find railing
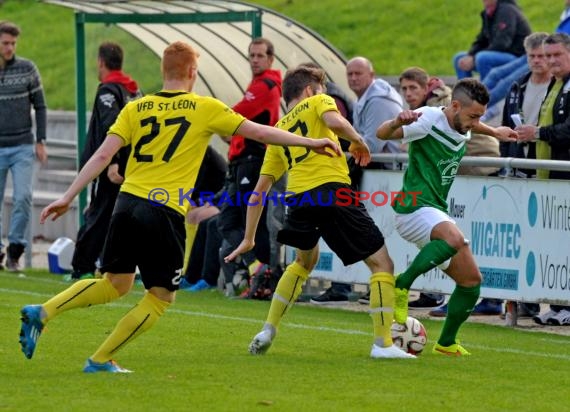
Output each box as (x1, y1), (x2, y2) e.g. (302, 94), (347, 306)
(369, 153), (570, 174)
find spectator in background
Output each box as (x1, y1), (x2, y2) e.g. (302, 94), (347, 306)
(346, 56), (403, 160)
(453, 0), (531, 82)
(311, 56), (404, 305)
(500, 32), (551, 178)
(0, 21), (48, 272)
(218, 37), (282, 297)
(482, 1), (570, 123)
(515, 32), (570, 326)
(68, 41), (142, 281)
(494, 31), (551, 319)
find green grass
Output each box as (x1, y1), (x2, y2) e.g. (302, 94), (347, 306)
(0, 0), (562, 110)
(1, 270), (569, 411)
(256, 0), (559, 75)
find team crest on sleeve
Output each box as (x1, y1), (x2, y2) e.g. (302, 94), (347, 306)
(99, 93), (116, 108)
(321, 96), (335, 107)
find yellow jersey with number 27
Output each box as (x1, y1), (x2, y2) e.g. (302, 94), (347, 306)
(109, 90), (245, 215)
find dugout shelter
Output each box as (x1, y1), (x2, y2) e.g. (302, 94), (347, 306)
(44, 0), (353, 212)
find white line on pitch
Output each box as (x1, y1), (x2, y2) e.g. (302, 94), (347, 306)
(3, 287), (570, 361)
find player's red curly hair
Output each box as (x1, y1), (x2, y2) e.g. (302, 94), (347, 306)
(162, 41), (200, 81)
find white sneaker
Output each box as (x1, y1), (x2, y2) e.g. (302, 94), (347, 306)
(248, 329), (273, 355)
(370, 344), (416, 359)
(547, 309), (570, 326)
(533, 309), (559, 325)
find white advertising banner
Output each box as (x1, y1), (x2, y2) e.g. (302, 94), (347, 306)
(285, 170), (570, 305)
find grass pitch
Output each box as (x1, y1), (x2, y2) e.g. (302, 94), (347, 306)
(1, 270), (568, 412)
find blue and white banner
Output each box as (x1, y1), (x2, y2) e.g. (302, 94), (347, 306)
(286, 170), (570, 305)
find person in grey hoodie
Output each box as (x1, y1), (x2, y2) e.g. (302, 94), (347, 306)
(347, 56), (403, 156)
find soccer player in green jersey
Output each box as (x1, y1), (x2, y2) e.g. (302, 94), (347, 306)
(18, 42), (341, 373)
(225, 65), (415, 359)
(376, 78), (517, 356)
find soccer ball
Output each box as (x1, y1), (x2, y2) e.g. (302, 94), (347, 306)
(391, 316), (428, 355)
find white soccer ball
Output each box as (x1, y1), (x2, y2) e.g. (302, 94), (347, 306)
(391, 316), (428, 355)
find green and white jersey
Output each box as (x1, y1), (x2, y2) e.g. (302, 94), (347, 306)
(394, 106), (470, 214)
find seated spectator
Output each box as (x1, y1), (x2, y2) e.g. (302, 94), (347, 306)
(482, 3), (570, 122)
(480, 55), (529, 121)
(453, 0), (531, 82)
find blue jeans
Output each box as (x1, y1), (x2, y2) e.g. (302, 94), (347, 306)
(0, 144), (35, 249)
(483, 56), (528, 107)
(453, 51), (519, 81)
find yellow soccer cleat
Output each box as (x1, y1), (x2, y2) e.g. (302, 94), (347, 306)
(393, 287), (409, 324)
(432, 342), (471, 356)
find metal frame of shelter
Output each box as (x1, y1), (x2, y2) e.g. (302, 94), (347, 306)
(72, 11), (261, 213)
(44, 0), (353, 218)
(74, 10), (261, 162)
(72, 11), (260, 214)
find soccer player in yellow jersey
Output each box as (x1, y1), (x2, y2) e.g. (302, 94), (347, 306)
(18, 42), (341, 373)
(225, 65), (416, 359)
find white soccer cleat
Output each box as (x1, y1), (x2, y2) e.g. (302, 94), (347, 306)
(248, 329), (273, 355)
(370, 344), (417, 359)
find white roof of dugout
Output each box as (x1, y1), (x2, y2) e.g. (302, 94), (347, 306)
(44, 0), (354, 109)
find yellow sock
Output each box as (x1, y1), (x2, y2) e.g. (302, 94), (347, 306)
(266, 262), (309, 329)
(248, 259), (263, 276)
(42, 277), (120, 323)
(91, 292), (170, 363)
(369, 272), (395, 347)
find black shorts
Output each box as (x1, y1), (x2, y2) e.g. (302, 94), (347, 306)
(100, 192), (185, 291)
(277, 182), (385, 266)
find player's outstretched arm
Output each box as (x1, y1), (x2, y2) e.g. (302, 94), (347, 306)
(322, 111), (371, 166)
(40, 135), (123, 223)
(224, 175), (274, 263)
(376, 110), (422, 140)
(237, 120), (341, 157)
(474, 123), (518, 142)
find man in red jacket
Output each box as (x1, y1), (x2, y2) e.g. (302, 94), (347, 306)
(217, 38), (282, 296)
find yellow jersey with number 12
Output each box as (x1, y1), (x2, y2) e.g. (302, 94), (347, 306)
(261, 93), (350, 195)
(108, 90), (245, 215)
